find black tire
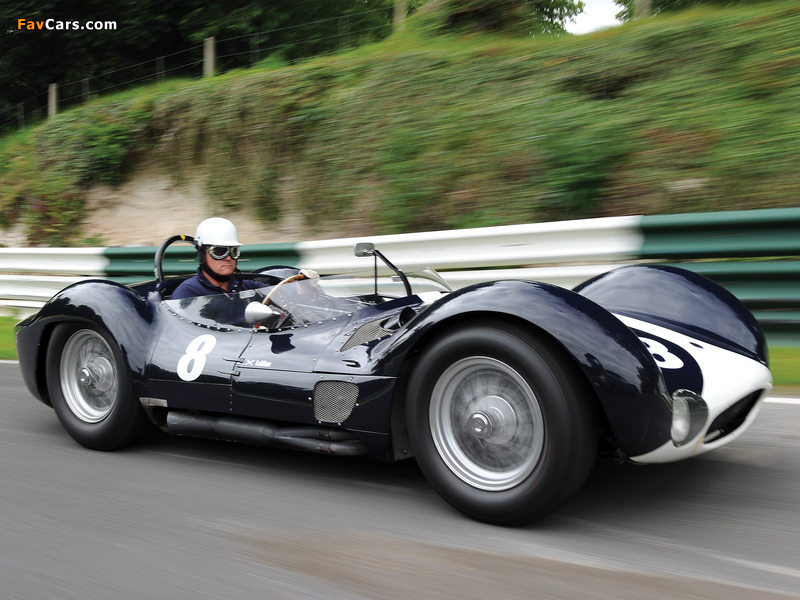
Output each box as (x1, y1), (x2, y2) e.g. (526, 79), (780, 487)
(406, 322), (598, 525)
(45, 323), (150, 451)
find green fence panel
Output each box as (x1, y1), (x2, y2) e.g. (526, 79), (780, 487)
(641, 208), (800, 259)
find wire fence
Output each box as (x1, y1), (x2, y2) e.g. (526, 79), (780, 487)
(0, 9), (393, 133)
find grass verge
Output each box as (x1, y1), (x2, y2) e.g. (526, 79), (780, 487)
(767, 347), (800, 389)
(0, 317), (19, 360)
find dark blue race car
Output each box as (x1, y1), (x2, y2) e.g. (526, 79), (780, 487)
(15, 238), (772, 524)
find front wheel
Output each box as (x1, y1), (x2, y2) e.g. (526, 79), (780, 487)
(46, 323), (150, 450)
(407, 323), (597, 524)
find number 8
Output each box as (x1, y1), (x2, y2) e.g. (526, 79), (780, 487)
(177, 335), (217, 381)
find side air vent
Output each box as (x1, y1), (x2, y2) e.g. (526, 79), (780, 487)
(341, 320), (392, 352)
(704, 390), (762, 443)
(314, 381), (359, 423)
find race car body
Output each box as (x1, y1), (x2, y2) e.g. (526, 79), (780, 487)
(15, 238), (772, 524)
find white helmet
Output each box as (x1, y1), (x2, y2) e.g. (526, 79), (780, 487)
(194, 217), (241, 247)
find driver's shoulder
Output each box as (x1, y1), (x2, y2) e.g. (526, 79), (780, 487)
(171, 276), (205, 300)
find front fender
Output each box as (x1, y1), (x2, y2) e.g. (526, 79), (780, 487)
(382, 280), (673, 458)
(16, 280), (159, 406)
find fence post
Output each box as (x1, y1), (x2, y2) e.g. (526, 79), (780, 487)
(156, 57), (165, 83)
(203, 37), (215, 77)
(82, 79), (89, 103)
(17, 103), (24, 129)
(394, 0), (406, 33)
(48, 83), (58, 117)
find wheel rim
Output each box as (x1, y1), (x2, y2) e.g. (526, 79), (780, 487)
(59, 330), (118, 423)
(429, 356), (545, 491)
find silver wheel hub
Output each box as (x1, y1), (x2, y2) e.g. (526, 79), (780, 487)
(430, 356), (545, 491)
(78, 357), (114, 392)
(60, 330), (118, 423)
(469, 412), (491, 439)
(468, 395), (517, 445)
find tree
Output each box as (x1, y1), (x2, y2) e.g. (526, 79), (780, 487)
(0, 0), (395, 133)
(419, 0), (584, 35)
(529, 0), (585, 35)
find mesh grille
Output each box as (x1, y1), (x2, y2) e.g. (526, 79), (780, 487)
(705, 390), (761, 443)
(341, 320), (391, 352)
(314, 381), (359, 423)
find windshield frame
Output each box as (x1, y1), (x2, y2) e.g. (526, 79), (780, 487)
(163, 267), (451, 331)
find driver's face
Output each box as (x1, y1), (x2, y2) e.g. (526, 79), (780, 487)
(206, 251), (236, 277)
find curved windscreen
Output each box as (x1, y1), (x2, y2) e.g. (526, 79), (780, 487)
(165, 267), (451, 329)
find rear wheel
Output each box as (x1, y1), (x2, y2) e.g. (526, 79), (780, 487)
(407, 322), (597, 524)
(46, 323), (150, 450)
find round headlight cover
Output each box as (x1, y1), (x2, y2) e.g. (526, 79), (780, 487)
(671, 394), (691, 442)
(670, 389), (708, 447)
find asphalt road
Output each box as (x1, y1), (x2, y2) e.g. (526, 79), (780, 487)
(2, 362), (799, 600)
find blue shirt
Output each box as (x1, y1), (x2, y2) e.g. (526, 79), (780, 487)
(172, 268), (266, 300)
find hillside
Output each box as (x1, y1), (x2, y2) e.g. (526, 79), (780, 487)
(1, 0), (799, 247)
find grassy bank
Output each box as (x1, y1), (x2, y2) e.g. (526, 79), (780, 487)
(1, 1), (800, 245)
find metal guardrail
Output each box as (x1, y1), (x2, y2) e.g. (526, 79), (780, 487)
(0, 216), (644, 315)
(294, 216), (643, 273)
(0, 249), (105, 316)
(2, 209), (800, 347)
(0, 247), (107, 276)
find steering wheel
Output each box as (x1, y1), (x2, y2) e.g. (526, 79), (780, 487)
(252, 272), (310, 329)
(263, 272), (309, 306)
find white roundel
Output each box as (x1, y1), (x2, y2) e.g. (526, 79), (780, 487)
(177, 335), (217, 381)
(639, 337), (684, 370)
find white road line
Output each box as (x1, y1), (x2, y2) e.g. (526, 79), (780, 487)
(765, 397), (800, 405)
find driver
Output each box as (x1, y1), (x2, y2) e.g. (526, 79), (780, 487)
(172, 218), (318, 300)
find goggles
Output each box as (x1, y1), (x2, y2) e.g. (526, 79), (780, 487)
(206, 245), (241, 260)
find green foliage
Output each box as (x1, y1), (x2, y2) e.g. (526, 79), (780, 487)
(442, 0), (530, 33)
(415, 0), (584, 35)
(770, 347), (800, 388)
(528, 0), (585, 35)
(2, 0), (800, 245)
(0, 0), (397, 133)
(0, 316), (20, 359)
(613, 0), (774, 21)
(540, 106), (630, 219)
(0, 99), (151, 244)
(21, 177), (85, 246)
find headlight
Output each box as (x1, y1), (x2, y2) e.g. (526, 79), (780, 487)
(670, 389), (708, 447)
(671, 393), (691, 442)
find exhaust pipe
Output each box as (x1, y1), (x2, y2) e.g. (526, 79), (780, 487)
(166, 411), (368, 456)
